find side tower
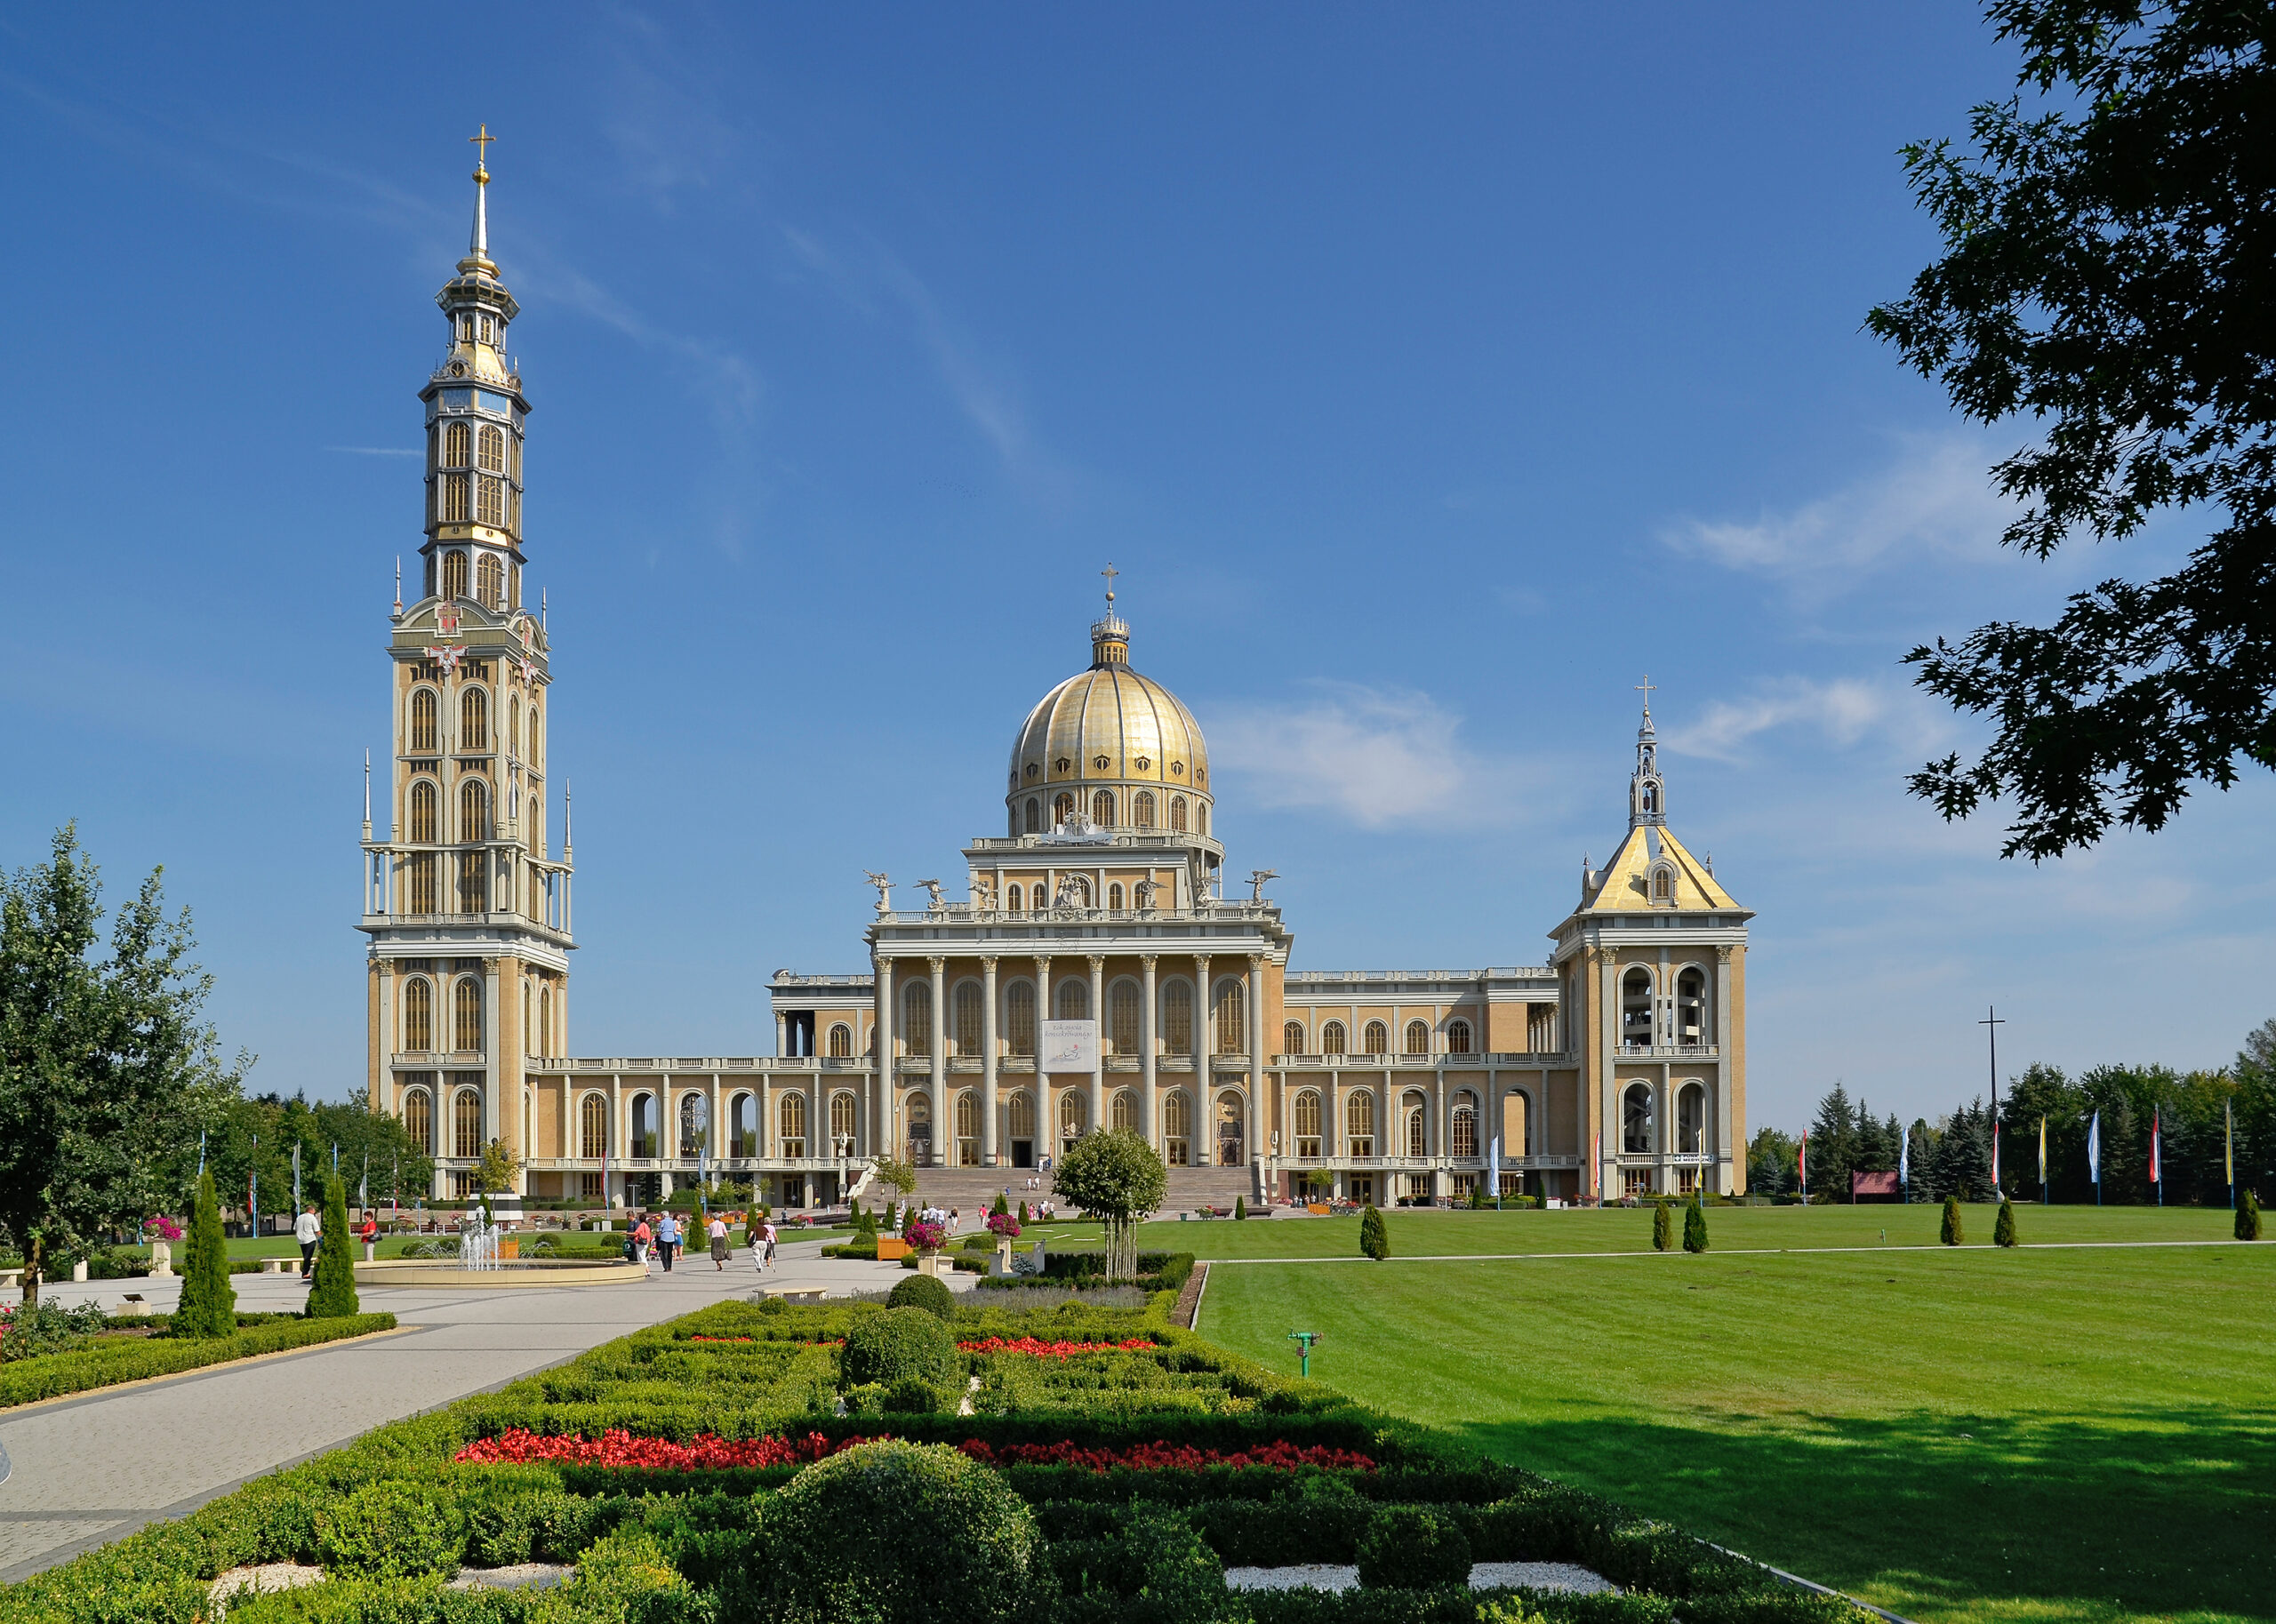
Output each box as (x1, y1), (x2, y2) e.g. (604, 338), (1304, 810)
(359, 137), (573, 1203)
(1547, 696), (1751, 1199)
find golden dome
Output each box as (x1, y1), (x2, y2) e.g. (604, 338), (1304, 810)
(1006, 616), (1211, 832)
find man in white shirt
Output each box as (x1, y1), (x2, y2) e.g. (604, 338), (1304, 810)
(293, 1203), (322, 1279)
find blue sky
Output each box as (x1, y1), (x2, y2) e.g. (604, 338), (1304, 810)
(2, 5), (2267, 1132)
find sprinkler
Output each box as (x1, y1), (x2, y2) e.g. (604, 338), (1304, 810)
(1286, 1331), (1321, 1378)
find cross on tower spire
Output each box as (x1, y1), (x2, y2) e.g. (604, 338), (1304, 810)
(1101, 562), (1118, 606)
(469, 124), (496, 180)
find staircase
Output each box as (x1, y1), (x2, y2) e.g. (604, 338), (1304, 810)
(905, 1164), (1259, 1215)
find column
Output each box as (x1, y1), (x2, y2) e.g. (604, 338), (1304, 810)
(1140, 955), (1158, 1149)
(1247, 956), (1265, 1167)
(775, 1011), (788, 1057)
(981, 956), (1000, 1164)
(1716, 946), (1735, 1194)
(1087, 956), (1106, 1138)
(1194, 954), (1213, 1066)
(928, 956), (948, 1166)
(1599, 949), (1617, 1203)
(874, 956), (894, 1165)
(1431, 1067), (1446, 1204)
(1033, 956), (1052, 1150)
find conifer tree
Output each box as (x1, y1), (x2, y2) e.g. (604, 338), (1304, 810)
(1993, 1196), (2017, 1248)
(1652, 1200), (1673, 1251)
(174, 1170), (236, 1338)
(991, 1191), (1009, 1217)
(1017, 1200), (1030, 1223)
(2239, 1190), (2263, 1242)
(1358, 1204), (1389, 1260)
(1941, 1194), (1965, 1245)
(305, 1174), (359, 1317)
(1233, 1196), (1246, 1220)
(1683, 1202), (1709, 1253)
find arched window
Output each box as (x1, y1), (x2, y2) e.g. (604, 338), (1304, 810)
(1009, 804), (1021, 838)
(408, 853), (437, 914)
(727, 1092), (755, 1158)
(1169, 796), (1188, 832)
(453, 1088), (482, 1158)
(1293, 1090), (1323, 1157)
(444, 421), (470, 467)
(1503, 1089), (1530, 1157)
(1213, 979), (1246, 1055)
(1345, 1088), (1376, 1156)
(1025, 797), (1041, 834)
(1282, 1020), (1306, 1055)
(476, 476), (503, 527)
(1320, 1020), (1348, 1055)
(460, 779), (490, 841)
(1110, 1088), (1137, 1133)
(1007, 1090), (1037, 1140)
(1092, 789), (1115, 827)
(1163, 1089), (1190, 1165)
(1161, 980), (1193, 1055)
(1678, 1083), (1707, 1155)
(678, 1092), (706, 1157)
(453, 979), (483, 1052)
(1006, 884), (1023, 913)
(529, 707), (541, 767)
(1404, 1089), (1429, 1156)
(409, 780), (437, 843)
(477, 424), (505, 473)
(1006, 982), (1037, 1056)
(1363, 1020), (1389, 1055)
(538, 986), (552, 1055)
(409, 688), (437, 752)
(1108, 883), (1125, 910)
(828, 1022), (853, 1058)
(1057, 1089), (1086, 1143)
(830, 1090), (858, 1148)
(1053, 793), (1076, 827)
(441, 548), (469, 597)
(1134, 791), (1155, 828)
(1214, 1091), (1245, 1164)
(777, 1091), (807, 1156)
(905, 1090), (935, 1159)
(403, 1087), (432, 1152)
(954, 981), (983, 1056)
(1677, 968), (1707, 1047)
(580, 1093), (607, 1160)
(1451, 1094), (1479, 1158)
(458, 851), (486, 912)
(1054, 979), (1088, 1021)
(1623, 967), (1654, 1051)
(1197, 804), (1208, 836)
(1623, 1082), (1655, 1154)
(476, 554), (502, 609)
(955, 1091), (980, 1164)
(402, 977), (432, 1051)
(1110, 981), (1141, 1055)
(1404, 1020), (1431, 1055)
(461, 687), (489, 751)
(1447, 1019), (1473, 1055)
(902, 982), (933, 1057)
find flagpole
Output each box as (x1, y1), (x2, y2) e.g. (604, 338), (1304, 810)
(2039, 1116), (2048, 1206)
(2227, 1100), (2236, 1211)
(2152, 1110), (2162, 1208)
(1980, 1006), (2006, 1196)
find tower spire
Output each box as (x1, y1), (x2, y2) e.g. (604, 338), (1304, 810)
(1089, 563), (1129, 668)
(465, 124), (496, 273)
(1628, 678), (1666, 828)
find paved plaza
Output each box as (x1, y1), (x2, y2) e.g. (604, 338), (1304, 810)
(0, 1239), (955, 1582)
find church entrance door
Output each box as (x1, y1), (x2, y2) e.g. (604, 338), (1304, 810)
(1011, 1140), (1034, 1168)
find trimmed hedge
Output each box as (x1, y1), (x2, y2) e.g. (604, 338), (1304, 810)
(0, 1312), (397, 1409)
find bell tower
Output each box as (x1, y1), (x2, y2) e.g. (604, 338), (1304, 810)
(1628, 678), (1666, 828)
(359, 131), (574, 1203)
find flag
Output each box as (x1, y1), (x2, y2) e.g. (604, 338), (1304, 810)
(1488, 1135), (1501, 1202)
(1799, 1132), (1807, 1201)
(197, 1128), (207, 1177)
(1590, 1132), (1599, 1201)
(358, 1151), (369, 1209)
(2087, 1110), (2101, 1184)
(292, 1142), (302, 1211)
(1992, 1121), (2000, 1188)
(2039, 1116), (2048, 1186)
(2151, 1110), (2161, 1184)
(2226, 1100), (2236, 1188)
(1898, 1125), (1909, 1191)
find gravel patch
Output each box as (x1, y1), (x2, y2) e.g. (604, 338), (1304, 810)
(1224, 1563), (1613, 1595)
(210, 1564), (325, 1617)
(449, 1563), (573, 1591)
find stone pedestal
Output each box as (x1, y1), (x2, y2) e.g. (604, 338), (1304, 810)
(71, 1260), (88, 1283)
(148, 1240), (173, 1277)
(916, 1253), (951, 1279)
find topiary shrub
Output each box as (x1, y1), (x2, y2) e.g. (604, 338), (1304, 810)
(1994, 1197), (2017, 1248)
(887, 1273), (958, 1320)
(1355, 1504), (1471, 1589)
(1683, 1203), (1709, 1254)
(1941, 1196), (1965, 1246)
(2239, 1190), (2263, 1242)
(757, 1294), (789, 1316)
(1358, 1205), (1389, 1260)
(1233, 1196), (1246, 1221)
(175, 1171), (236, 1340)
(742, 1439), (1047, 1624)
(305, 1174), (360, 1319)
(1018, 1201), (1030, 1223)
(884, 1376), (943, 1414)
(840, 1305), (957, 1390)
(1652, 1201), (1673, 1252)
(316, 1480), (465, 1578)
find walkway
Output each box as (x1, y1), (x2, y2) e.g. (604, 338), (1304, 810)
(0, 1240), (949, 1583)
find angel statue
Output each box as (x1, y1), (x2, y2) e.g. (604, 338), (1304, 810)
(1249, 868), (1279, 903)
(970, 875), (996, 911)
(918, 878), (947, 910)
(1134, 875), (1160, 911)
(864, 870), (892, 914)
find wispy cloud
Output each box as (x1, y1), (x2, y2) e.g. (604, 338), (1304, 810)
(1205, 684), (1528, 829)
(1667, 676), (1948, 764)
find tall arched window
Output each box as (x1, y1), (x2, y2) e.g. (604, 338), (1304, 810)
(1215, 1091), (1244, 1164)
(453, 979), (483, 1052)
(902, 982), (933, 1057)
(828, 1022), (853, 1057)
(1452, 1094), (1479, 1157)
(1134, 791), (1155, 828)
(1054, 979), (1088, 1020)
(458, 851), (486, 912)
(1282, 1020), (1306, 1055)
(1363, 1020), (1389, 1055)
(955, 1091), (980, 1164)
(402, 978), (432, 1051)
(830, 1090), (858, 1149)
(1678, 1083), (1707, 1155)
(1053, 793), (1076, 827)
(954, 981), (983, 1056)
(1161, 980), (1193, 1055)
(461, 779), (490, 841)
(461, 687), (489, 751)
(538, 986), (552, 1055)
(726, 1092), (756, 1157)
(1503, 1089), (1531, 1157)
(1677, 968), (1707, 1047)
(529, 707), (541, 767)
(1404, 1020), (1431, 1055)
(1320, 1020), (1348, 1055)
(1091, 789), (1115, 827)
(1163, 1090), (1190, 1165)
(410, 688), (437, 752)
(1345, 1088), (1376, 1156)
(1197, 804), (1208, 836)
(1623, 967), (1654, 1051)
(1169, 796), (1188, 832)
(1058, 1089), (1086, 1143)
(1110, 1088), (1137, 1132)
(1404, 1089), (1429, 1156)
(1007, 1090), (1037, 1141)
(1213, 980), (1246, 1055)
(476, 554), (503, 608)
(629, 1092), (658, 1158)
(1110, 981), (1141, 1055)
(477, 424), (505, 473)
(1005, 883), (1022, 913)
(445, 421), (471, 467)
(409, 780), (437, 843)
(403, 1088), (432, 1152)
(1447, 1019), (1473, 1055)
(408, 853), (437, 914)
(580, 1093), (607, 1159)
(1293, 1090), (1323, 1158)
(453, 1089), (482, 1158)
(476, 476), (503, 526)
(1107, 883), (1125, 910)
(777, 1092), (807, 1156)
(1623, 1083), (1655, 1153)
(678, 1092), (706, 1156)
(1006, 982), (1036, 1056)
(1024, 797), (1041, 834)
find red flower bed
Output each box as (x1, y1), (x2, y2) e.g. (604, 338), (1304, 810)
(452, 1428), (1374, 1475)
(957, 1337), (1158, 1359)
(958, 1437), (1375, 1473)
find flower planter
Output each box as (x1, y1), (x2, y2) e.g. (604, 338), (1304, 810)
(148, 1239), (173, 1278)
(877, 1236), (912, 1260)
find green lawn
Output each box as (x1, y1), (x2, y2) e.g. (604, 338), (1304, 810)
(1200, 1222), (2276, 1624)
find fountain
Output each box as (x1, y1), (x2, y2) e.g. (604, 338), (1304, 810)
(352, 1220), (643, 1288)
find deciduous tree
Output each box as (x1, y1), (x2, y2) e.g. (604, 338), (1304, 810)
(1050, 1129), (1167, 1280)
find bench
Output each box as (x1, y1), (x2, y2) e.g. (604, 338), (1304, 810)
(259, 1257), (296, 1276)
(0, 1269), (20, 1290)
(757, 1287), (828, 1305)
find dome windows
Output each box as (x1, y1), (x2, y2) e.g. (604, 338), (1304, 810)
(1053, 793), (1075, 828)
(1134, 791), (1155, 828)
(1091, 789), (1114, 827)
(1024, 798), (1041, 834)
(1054, 756), (1072, 773)
(1169, 796), (1188, 833)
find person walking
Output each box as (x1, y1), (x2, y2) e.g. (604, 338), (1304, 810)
(708, 1212), (729, 1270)
(762, 1216), (778, 1271)
(632, 1215), (653, 1274)
(293, 1202), (322, 1279)
(655, 1210), (680, 1272)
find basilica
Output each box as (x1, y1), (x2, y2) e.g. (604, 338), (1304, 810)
(360, 156), (1754, 1210)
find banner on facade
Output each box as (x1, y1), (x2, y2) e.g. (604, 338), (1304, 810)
(1040, 1020), (1098, 1074)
